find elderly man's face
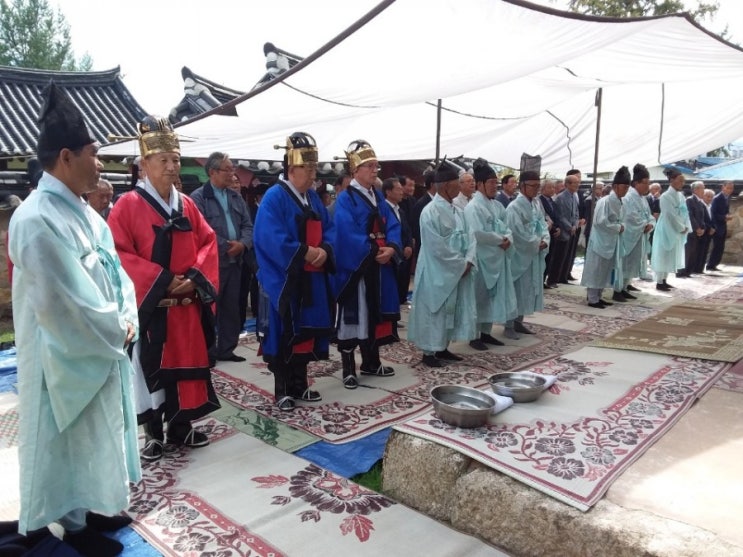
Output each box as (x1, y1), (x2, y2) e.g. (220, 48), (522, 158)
(521, 179), (540, 200)
(565, 176), (580, 194)
(459, 173), (475, 197)
(503, 177), (517, 196)
(541, 181), (555, 197)
(87, 181), (113, 213)
(142, 152), (181, 191)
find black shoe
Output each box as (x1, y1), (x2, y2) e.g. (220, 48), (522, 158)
(588, 301), (605, 309)
(543, 283), (557, 289)
(599, 299), (614, 306)
(141, 439), (164, 462)
(434, 349), (464, 361)
(626, 284), (640, 292)
(86, 512), (133, 532)
(360, 363), (395, 376)
(167, 428), (209, 448)
(558, 280), (570, 285)
(343, 375), (359, 389)
(663, 280), (675, 289)
(513, 321), (534, 334)
(707, 266), (720, 272)
(64, 527), (124, 557)
(276, 396), (296, 411)
(422, 354), (445, 367)
(218, 354), (246, 362)
(675, 272), (690, 278)
(656, 283), (672, 291)
(469, 339), (488, 351)
(620, 290), (637, 300)
(611, 292), (628, 302)
(567, 274), (577, 281)
(291, 388), (322, 402)
(480, 333), (504, 346)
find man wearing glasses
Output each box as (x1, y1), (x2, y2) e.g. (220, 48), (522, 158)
(191, 152), (254, 364)
(333, 140), (401, 389)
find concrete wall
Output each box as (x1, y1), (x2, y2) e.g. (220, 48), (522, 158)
(725, 197), (743, 265)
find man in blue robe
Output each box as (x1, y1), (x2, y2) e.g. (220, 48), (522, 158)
(254, 132), (336, 411)
(333, 140), (401, 388)
(10, 83), (140, 556)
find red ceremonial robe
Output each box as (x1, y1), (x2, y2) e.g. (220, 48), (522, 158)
(108, 187), (220, 423)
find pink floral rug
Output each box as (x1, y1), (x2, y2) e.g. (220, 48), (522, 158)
(714, 357), (743, 393)
(394, 347), (730, 511)
(128, 418), (504, 557)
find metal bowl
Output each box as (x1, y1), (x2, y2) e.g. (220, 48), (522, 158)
(430, 385), (495, 428)
(488, 372), (547, 403)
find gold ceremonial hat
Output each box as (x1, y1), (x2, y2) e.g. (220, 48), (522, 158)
(344, 139), (377, 172)
(138, 115), (180, 158)
(275, 131), (318, 166)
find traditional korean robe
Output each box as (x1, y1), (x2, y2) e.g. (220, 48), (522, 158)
(408, 195), (477, 352)
(464, 191), (517, 326)
(255, 181), (336, 366)
(618, 186), (654, 286)
(581, 192), (624, 289)
(506, 194), (550, 316)
(10, 174), (141, 533)
(333, 181), (401, 349)
(108, 180), (220, 424)
(650, 188), (689, 274)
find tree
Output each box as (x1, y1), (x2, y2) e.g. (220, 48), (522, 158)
(567, 0), (718, 21)
(0, 0), (92, 71)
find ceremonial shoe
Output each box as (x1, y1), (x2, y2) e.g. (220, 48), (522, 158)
(513, 321), (534, 334)
(543, 283), (557, 289)
(86, 512), (133, 532)
(218, 353), (246, 362)
(276, 396), (296, 411)
(675, 272), (690, 278)
(64, 527), (124, 557)
(421, 354), (445, 368)
(656, 282), (672, 291)
(558, 280), (570, 285)
(626, 284), (640, 292)
(480, 333), (504, 346)
(360, 363), (395, 376)
(503, 328), (520, 340)
(469, 339), (489, 351)
(599, 299), (614, 306)
(168, 428), (209, 448)
(707, 266), (720, 272)
(611, 292), (628, 302)
(587, 301), (605, 309)
(620, 290), (637, 300)
(567, 274), (577, 281)
(292, 388), (322, 402)
(434, 349), (464, 361)
(343, 375), (359, 389)
(141, 439), (164, 462)
(664, 280), (675, 289)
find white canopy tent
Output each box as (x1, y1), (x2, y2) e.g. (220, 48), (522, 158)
(100, 0), (743, 174)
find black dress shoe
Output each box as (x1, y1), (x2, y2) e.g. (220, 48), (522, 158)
(360, 363), (395, 376)
(422, 354), (445, 367)
(656, 283), (672, 291)
(599, 299), (613, 306)
(469, 339), (488, 351)
(480, 333), (504, 346)
(513, 321), (534, 334)
(86, 512), (133, 532)
(219, 354), (247, 362)
(675, 272), (690, 278)
(567, 274), (577, 281)
(167, 428), (209, 448)
(620, 290), (637, 300)
(626, 284), (640, 292)
(611, 292), (628, 302)
(276, 396), (296, 411)
(434, 349), (464, 361)
(64, 527), (124, 557)
(291, 388), (322, 402)
(587, 301), (605, 309)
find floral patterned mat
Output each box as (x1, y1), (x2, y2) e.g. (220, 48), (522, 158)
(592, 302), (743, 362)
(128, 418), (504, 557)
(713, 357), (743, 393)
(394, 347), (730, 511)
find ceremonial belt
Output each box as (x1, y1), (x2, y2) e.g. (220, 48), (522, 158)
(158, 296), (195, 307)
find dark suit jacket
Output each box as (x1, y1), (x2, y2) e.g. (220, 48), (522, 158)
(539, 194), (558, 227)
(686, 195), (707, 233)
(647, 195), (660, 216)
(495, 191), (513, 208)
(710, 192), (729, 230)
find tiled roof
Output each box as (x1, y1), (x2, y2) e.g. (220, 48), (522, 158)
(0, 65), (147, 158)
(168, 43), (303, 123)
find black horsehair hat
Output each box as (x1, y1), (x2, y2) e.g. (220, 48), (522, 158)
(433, 158), (460, 183)
(36, 82), (95, 154)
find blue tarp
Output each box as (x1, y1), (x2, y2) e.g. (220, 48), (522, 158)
(0, 347), (17, 394)
(295, 428), (391, 478)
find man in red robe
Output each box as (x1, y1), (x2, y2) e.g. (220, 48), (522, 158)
(108, 116), (220, 462)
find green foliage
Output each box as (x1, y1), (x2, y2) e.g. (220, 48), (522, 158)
(567, 0), (718, 21)
(351, 460), (383, 493)
(0, 0), (92, 70)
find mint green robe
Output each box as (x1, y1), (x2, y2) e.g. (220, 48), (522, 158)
(581, 192), (624, 289)
(650, 189), (690, 274)
(9, 173), (141, 533)
(408, 195), (476, 352)
(464, 191), (517, 325)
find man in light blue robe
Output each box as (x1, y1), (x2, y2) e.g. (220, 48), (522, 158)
(408, 160), (476, 368)
(9, 83), (140, 556)
(581, 166), (629, 308)
(463, 158), (515, 350)
(650, 168), (690, 291)
(613, 164), (654, 299)
(504, 171), (550, 339)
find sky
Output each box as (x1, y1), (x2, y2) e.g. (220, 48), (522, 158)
(53, 0), (743, 117)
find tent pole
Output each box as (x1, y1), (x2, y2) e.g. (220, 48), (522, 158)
(435, 99), (442, 164)
(592, 88), (602, 188)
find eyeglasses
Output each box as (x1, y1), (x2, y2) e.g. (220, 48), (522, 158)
(216, 167), (235, 174)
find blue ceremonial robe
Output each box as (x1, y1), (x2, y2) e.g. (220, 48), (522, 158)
(255, 182), (336, 364)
